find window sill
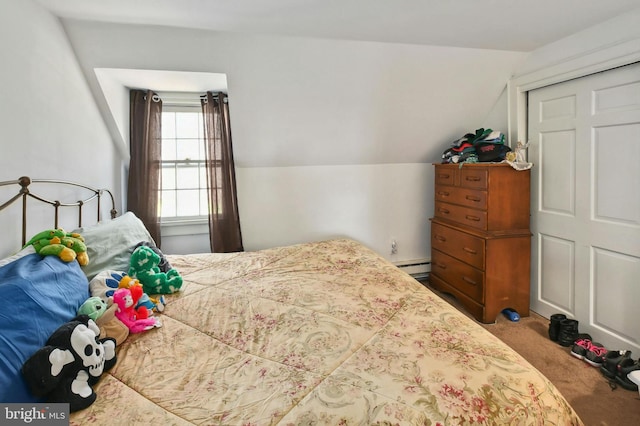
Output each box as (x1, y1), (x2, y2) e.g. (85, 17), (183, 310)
(160, 218), (208, 237)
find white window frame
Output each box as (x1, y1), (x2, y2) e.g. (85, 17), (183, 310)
(160, 102), (209, 228)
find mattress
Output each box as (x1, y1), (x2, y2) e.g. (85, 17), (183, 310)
(69, 238), (582, 425)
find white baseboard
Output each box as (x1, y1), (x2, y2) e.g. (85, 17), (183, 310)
(394, 258), (430, 278)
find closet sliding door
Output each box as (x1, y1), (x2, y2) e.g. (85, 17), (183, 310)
(528, 62), (640, 352)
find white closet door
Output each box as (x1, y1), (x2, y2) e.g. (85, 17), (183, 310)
(528, 62), (640, 351)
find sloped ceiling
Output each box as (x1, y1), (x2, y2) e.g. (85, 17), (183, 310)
(35, 0), (640, 51)
(94, 68), (228, 154)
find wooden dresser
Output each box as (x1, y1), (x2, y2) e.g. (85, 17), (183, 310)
(429, 163), (531, 323)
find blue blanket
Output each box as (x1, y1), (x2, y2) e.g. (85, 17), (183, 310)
(0, 253), (89, 403)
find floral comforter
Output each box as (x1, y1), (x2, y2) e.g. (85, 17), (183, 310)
(70, 239), (582, 425)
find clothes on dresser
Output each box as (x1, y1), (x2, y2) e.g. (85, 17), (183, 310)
(441, 128), (510, 164)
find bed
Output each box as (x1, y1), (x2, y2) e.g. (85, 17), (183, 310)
(0, 177), (582, 425)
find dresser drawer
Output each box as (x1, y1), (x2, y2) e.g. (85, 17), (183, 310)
(460, 168), (487, 190)
(434, 168), (456, 186)
(431, 222), (485, 269)
(431, 249), (484, 302)
(435, 185), (487, 209)
(434, 201), (487, 231)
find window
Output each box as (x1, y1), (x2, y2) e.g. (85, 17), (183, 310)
(160, 106), (208, 220)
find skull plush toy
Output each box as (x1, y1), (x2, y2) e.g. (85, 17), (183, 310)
(21, 315), (117, 412)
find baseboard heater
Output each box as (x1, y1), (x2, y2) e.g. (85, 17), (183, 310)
(394, 258), (431, 280)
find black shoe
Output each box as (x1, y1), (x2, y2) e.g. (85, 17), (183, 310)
(548, 313), (566, 341)
(600, 350), (632, 380)
(557, 319), (579, 347)
(616, 358), (640, 391)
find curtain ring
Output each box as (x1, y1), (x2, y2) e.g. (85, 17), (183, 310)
(152, 94), (161, 102)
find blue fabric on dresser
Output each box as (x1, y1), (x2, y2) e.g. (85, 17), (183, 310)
(0, 253), (89, 403)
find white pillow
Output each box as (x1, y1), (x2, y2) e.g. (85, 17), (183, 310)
(73, 212), (155, 280)
(0, 245), (35, 268)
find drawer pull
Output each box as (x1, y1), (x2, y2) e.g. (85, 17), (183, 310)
(437, 191), (450, 197)
(465, 195), (481, 202)
(462, 276), (477, 286)
(438, 174), (450, 179)
(463, 247), (477, 254)
(466, 176), (481, 182)
(439, 208), (450, 215)
(465, 215), (481, 222)
(435, 235), (447, 242)
(435, 262), (447, 270)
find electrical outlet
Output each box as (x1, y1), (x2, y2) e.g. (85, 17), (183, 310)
(391, 239), (398, 255)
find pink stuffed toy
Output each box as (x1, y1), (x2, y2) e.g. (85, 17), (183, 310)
(126, 283), (150, 320)
(112, 288), (161, 333)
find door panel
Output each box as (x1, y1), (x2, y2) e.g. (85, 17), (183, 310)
(593, 80), (640, 114)
(540, 130), (575, 215)
(539, 234), (575, 312)
(528, 62), (640, 352)
(540, 95), (576, 121)
(593, 124), (640, 226)
(593, 248), (640, 343)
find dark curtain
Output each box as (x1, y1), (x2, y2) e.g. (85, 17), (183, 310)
(201, 91), (243, 252)
(128, 89), (162, 247)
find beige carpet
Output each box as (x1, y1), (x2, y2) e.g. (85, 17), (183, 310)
(425, 285), (640, 426)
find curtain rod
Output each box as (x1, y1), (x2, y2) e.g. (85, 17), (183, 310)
(151, 92), (228, 104)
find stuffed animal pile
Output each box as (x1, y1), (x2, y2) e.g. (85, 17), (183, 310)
(85, 271), (166, 338)
(21, 315), (116, 412)
(20, 229), (182, 410)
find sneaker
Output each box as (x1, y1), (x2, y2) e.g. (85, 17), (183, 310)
(600, 350), (632, 380)
(616, 358), (640, 391)
(571, 339), (607, 367)
(584, 342), (608, 367)
(548, 313), (566, 341)
(570, 338), (591, 360)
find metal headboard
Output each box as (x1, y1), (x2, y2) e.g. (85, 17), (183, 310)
(0, 176), (117, 246)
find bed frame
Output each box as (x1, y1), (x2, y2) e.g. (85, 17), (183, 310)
(0, 176), (117, 245)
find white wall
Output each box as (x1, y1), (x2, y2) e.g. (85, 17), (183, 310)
(59, 21), (528, 168)
(0, 0), (121, 259)
(60, 20), (525, 261)
(237, 163), (432, 259)
(513, 8), (640, 78)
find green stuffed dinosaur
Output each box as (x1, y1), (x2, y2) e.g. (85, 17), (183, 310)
(24, 229), (89, 266)
(129, 245), (182, 294)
